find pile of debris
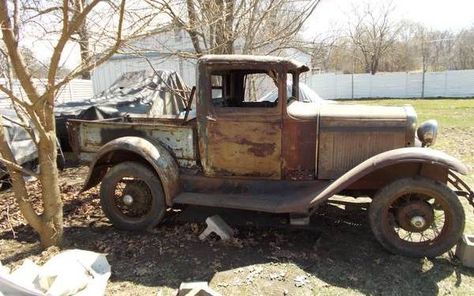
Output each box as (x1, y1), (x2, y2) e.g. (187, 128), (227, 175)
(0, 249), (111, 296)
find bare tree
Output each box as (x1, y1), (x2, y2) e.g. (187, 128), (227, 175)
(148, 0), (321, 56)
(292, 34), (338, 72)
(454, 26), (474, 70)
(0, 0), (159, 247)
(72, 0), (91, 79)
(313, 18), (474, 74)
(347, 1), (401, 74)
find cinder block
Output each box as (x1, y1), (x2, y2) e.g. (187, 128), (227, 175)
(177, 281), (221, 296)
(455, 234), (474, 268)
(199, 215), (234, 241)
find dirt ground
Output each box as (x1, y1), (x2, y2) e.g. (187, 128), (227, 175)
(1, 108), (474, 295)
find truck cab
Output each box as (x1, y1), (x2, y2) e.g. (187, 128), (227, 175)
(196, 55), (315, 180)
(195, 55), (418, 182)
(70, 55), (473, 258)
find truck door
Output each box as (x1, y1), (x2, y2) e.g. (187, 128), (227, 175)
(281, 73), (318, 180)
(197, 66), (284, 179)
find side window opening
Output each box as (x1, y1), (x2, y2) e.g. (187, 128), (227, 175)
(211, 75), (224, 105)
(211, 70), (279, 108)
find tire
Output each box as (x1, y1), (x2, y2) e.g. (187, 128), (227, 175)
(100, 161), (166, 230)
(369, 177), (465, 258)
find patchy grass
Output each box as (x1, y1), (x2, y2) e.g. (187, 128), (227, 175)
(352, 98), (474, 128)
(1, 98), (474, 295)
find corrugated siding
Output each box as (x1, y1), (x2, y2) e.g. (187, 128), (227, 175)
(91, 56), (196, 94)
(0, 79), (93, 108)
(304, 69), (474, 99)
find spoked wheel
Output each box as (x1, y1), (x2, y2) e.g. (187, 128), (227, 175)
(100, 161), (166, 230)
(369, 177), (465, 258)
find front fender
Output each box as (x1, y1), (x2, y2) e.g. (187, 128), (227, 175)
(309, 147), (470, 207)
(82, 136), (179, 206)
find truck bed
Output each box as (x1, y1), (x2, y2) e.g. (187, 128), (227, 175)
(67, 116), (198, 168)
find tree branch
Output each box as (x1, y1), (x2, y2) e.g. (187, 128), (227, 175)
(0, 157), (38, 177)
(47, 0), (101, 89)
(0, 0), (38, 104)
(51, 0), (127, 93)
(0, 82), (27, 107)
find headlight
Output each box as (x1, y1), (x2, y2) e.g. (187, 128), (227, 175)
(417, 119), (438, 147)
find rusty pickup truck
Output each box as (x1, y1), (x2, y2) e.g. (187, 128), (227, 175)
(68, 55), (473, 258)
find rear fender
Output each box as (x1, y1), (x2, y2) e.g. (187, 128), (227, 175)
(82, 136), (179, 206)
(309, 147), (470, 208)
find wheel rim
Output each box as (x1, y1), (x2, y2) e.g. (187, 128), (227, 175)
(382, 190), (452, 248)
(112, 177), (153, 219)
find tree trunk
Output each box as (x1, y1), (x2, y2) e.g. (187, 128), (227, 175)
(214, 0), (225, 53)
(371, 57), (379, 75)
(78, 29), (91, 80)
(185, 0), (203, 55)
(36, 130), (63, 247)
(35, 97), (63, 247)
(223, 0), (234, 54)
(75, 0), (91, 80)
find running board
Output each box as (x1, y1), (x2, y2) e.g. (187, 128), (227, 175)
(173, 189), (322, 214)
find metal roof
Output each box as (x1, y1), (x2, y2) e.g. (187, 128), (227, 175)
(198, 54), (309, 73)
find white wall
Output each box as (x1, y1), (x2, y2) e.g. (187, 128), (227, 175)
(303, 69), (474, 99)
(0, 79), (93, 109)
(91, 55), (196, 94)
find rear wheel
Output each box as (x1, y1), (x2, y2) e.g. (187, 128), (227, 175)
(369, 177), (464, 257)
(100, 161), (166, 230)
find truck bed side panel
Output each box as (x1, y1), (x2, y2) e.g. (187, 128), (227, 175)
(68, 118), (197, 168)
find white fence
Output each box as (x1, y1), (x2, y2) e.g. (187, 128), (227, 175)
(93, 58), (474, 99)
(0, 79), (93, 109)
(303, 69), (474, 99)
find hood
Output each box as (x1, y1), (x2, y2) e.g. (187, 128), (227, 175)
(317, 103), (418, 179)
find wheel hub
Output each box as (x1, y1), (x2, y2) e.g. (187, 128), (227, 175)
(115, 180), (152, 217)
(122, 194), (134, 206)
(410, 216), (426, 229)
(395, 199), (434, 232)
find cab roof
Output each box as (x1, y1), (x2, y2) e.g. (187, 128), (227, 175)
(198, 54), (309, 73)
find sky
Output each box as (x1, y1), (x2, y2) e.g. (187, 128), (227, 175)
(33, 0), (474, 69)
(307, 0), (474, 36)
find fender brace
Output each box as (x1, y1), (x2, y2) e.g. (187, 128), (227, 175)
(448, 171), (474, 211)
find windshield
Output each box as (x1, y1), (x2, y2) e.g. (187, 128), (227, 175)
(258, 82), (325, 103)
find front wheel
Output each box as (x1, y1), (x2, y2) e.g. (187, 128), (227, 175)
(369, 177), (465, 258)
(99, 161), (166, 230)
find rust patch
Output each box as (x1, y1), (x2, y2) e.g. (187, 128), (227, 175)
(202, 119), (282, 179)
(237, 139), (276, 157)
(286, 169), (315, 181)
(281, 118), (317, 180)
(211, 168), (275, 178)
